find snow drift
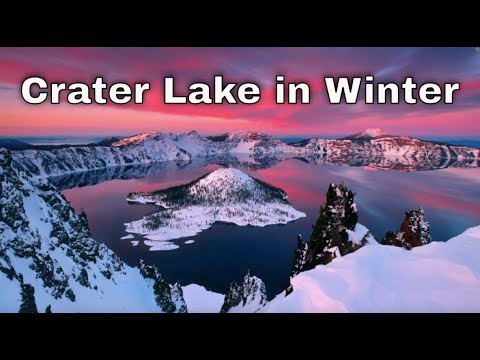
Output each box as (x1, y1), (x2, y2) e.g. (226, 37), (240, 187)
(262, 225), (480, 313)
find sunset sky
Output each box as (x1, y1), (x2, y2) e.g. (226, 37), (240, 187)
(1, 47), (479, 137)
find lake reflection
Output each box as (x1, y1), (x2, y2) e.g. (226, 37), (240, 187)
(61, 158), (480, 298)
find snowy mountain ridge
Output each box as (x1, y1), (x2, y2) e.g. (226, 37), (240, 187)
(9, 129), (480, 178)
(124, 168), (306, 251)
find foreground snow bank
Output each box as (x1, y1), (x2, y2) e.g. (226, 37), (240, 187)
(182, 284), (224, 313)
(262, 226), (480, 313)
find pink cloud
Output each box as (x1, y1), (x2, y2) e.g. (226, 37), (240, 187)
(0, 47), (479, 136)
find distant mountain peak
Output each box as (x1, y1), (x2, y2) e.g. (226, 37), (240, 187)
(354, 128), (388, 138)
(339, 128), (389, 141)
(226, 131), (270, 140)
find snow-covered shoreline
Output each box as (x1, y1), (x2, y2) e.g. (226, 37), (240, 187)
(125, 203), (306, 250)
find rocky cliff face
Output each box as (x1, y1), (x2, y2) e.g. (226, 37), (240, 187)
(382, 208), (432, 250)
(0, 148), (186, 313)
(220, 271), (267, 313)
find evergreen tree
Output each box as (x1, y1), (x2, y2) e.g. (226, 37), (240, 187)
(287, 183), (367, 296)
(291, 183), (359, 273)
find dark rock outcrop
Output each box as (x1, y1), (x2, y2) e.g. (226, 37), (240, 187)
(382, 208), (432, 250)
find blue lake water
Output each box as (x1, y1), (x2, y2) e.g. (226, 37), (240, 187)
(61, 159), (480, 298)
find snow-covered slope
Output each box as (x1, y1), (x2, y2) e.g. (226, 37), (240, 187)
(0, 149), (186, 313)
(169, 131), (221, 157)
(181, 181), (480, 313)
(262, 225), (480, 313)
(123, 168), (306, 250)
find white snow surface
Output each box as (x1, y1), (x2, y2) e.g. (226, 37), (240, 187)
(230, 140), (258, 154)
(182, 284), (224, 313)
(144, 240), (179, 251)
(126, 202), (305, 246)
(346, 223), (371, 245)
(262, 225), (480, 313)
(0, 270), (22, 312)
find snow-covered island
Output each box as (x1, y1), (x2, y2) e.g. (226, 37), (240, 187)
(123, 168), (306, 251)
